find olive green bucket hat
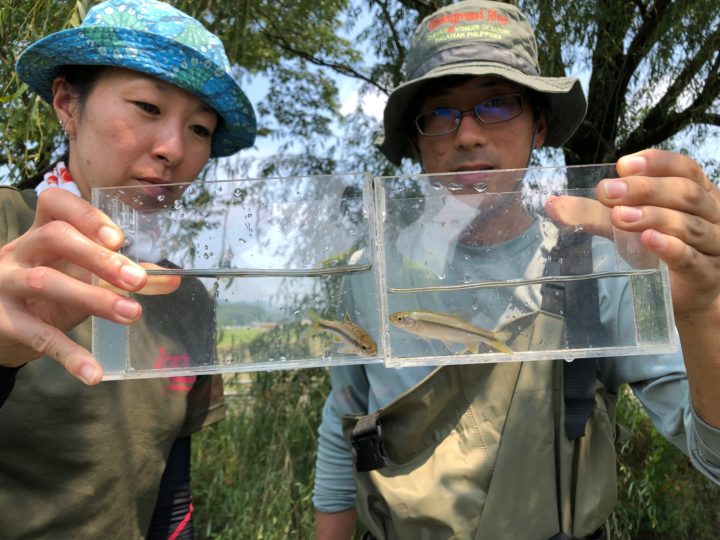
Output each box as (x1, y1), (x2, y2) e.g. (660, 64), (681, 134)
(378, 0), (587, 165)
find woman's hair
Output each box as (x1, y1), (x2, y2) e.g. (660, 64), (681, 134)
(18, 65), (107, 190)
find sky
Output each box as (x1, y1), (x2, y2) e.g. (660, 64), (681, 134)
(219, 67), (719, 181)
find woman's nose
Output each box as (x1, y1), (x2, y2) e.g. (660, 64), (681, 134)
(152, 125), (184, 166)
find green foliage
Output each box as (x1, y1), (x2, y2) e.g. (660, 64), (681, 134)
(217, 302), (280, 326)
(3, 1), (717, 183)
(192, 369), (330, 539)
(0, 0), (86, 181)
(611, 387), (720, 539)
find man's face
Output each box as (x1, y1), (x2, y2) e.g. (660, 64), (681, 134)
(415, 76), (547, 179)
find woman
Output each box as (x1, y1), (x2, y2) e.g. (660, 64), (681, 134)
(0, 1), (255, 538)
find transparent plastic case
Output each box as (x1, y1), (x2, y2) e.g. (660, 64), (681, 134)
(92, 165), (678, 379)
(373, 164), (678, 367)
(92, 173), (382, 379)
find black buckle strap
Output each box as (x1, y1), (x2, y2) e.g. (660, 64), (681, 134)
(351, 412), (387, 472)
(547, 526), (605, 540)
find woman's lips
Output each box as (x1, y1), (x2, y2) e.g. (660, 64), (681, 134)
(138, 178), (173, 198)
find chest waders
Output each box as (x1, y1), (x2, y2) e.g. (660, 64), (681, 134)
(345, 232), (617, 540)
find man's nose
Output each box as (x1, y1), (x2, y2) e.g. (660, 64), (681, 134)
(454, 110), (488, 148)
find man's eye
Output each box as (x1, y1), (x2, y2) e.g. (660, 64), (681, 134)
(135, 101), (160, 114)
(431, 107), (455, 117)
(483, 97), (509, 108)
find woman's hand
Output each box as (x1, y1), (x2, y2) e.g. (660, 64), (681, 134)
(0, 189), (179, 384)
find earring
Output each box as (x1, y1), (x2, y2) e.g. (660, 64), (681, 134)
(60, 120), (77, 141)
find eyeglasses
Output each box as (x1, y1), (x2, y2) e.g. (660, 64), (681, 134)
(414, 93), (526, 136)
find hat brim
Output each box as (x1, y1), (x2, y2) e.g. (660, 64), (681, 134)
(378, 63), (587, 165)
(16, 26), (256, 158)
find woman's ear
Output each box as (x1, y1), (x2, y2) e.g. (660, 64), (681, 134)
(51, 77), (78, 139)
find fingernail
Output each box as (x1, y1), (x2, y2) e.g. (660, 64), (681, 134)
(120, 264), (145, 287)
(619, 206), (642, 222)
(115, 298), (140, 320)
(619, 155), (646, 175)
(98, 225), (122, 248)
(648, 230), (667, 249)
(603, 180), (628, 199)
(80, 363), (101, 385)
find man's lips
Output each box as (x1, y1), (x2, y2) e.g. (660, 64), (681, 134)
(448, 166), (495, 187)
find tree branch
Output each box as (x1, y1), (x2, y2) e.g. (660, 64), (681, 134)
(373, 0), (406, 69)
(696, 113), (720, 127)
(623, 0), (673, 78)
(633, 0), (647, 17)
(260, 29), (387, 94)
(625, 25), (720, 147)
(535, 3), (568, 77)
(396, 0), (439, 18)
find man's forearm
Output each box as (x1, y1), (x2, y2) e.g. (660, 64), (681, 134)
(316, 508), (358, 540)
(676, 303), (720, 428)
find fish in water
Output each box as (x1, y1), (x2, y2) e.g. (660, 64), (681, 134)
(305, 311), (378, 357)
(389, 310), (513, 354)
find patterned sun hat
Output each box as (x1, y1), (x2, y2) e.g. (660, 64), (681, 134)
(16, 0), (256, 158)
(378, 0), (587, 165)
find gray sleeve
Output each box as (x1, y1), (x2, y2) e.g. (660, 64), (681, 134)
(313, 363), (369, 512)
(594, 242), (720, 486)
(603, 351), (720, 487)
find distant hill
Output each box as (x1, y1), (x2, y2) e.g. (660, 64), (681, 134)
(217, 301), (283, 326)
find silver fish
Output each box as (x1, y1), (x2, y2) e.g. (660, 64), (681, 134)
(389, 310), (512, 354)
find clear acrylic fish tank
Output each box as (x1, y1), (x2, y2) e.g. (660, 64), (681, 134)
(91, 164), (678, 379)
(92, 173), (382, 379)
(374, 164), (678, 367)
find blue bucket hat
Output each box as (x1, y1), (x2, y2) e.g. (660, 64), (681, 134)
(16, 0), (256, 158)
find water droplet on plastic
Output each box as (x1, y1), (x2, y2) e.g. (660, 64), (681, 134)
(430, 181), (444, 190)
(233, 188), (242, 197)
(573, 224), (584, 233)
(472, 182), (488, 193)
(447, 183), (463, 191)
(472, 300), (479, 310)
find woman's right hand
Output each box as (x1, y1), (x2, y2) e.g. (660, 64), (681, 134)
(0, 189), (161, 384)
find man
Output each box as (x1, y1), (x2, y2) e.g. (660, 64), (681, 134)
(314, 1), (720, 539)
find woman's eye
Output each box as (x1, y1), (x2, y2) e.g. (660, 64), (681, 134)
(191, 125), (212, 138)
(135, 101), (160, 114)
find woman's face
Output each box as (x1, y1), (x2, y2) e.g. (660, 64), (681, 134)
(54, 67), (218, 201)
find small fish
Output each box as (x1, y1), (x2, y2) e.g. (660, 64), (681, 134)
(305, 311), (378, 357)
(389, 310), (513, 354)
